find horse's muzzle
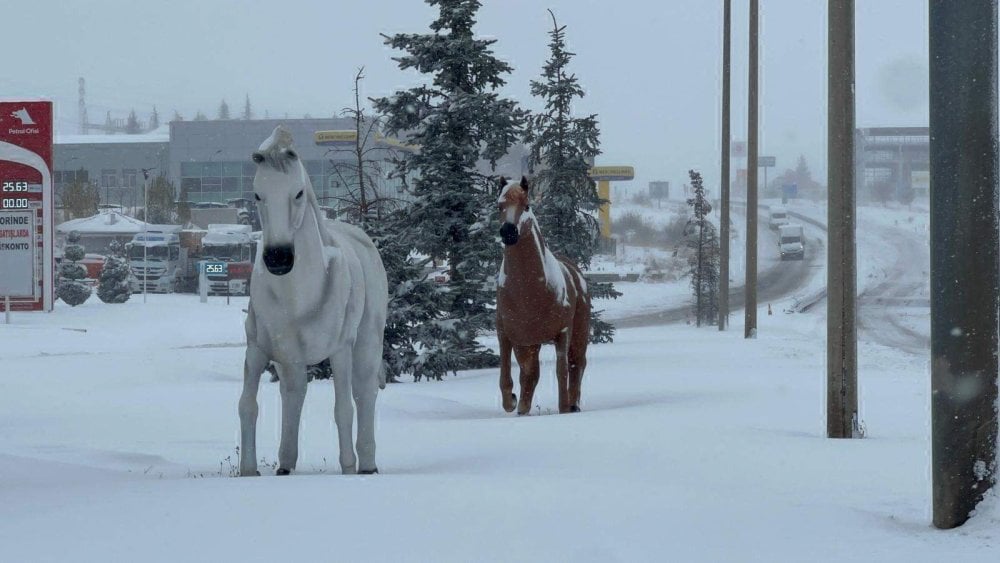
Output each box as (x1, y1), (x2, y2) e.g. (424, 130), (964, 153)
(263, 245), (295, 275)
(500, 223), (519, 246)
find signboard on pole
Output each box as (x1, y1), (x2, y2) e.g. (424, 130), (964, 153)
(648, 181), (669, 199)
(588, 166), (635, 182)
(0, 101), (53, 312)
(759, 156), (776, 167)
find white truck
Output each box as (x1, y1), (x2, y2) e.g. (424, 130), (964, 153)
(768, 208), (790, 230)
(778, 224), (805, 261)
(126, 224), (255, 294)
(198, 224), (254, 295)
(127, 227), (186, 293)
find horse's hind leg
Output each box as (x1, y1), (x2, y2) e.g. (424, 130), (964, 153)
(331, 348), (358, 474)
(514, 345), (541, 415)
(554, 330), (571, 414)
(239, 343), (269, 476)
(568, 310), (590, 413)
(498, 331), (516, 412)
(277, 361), (309, 475)
(352, 340), (381, 474)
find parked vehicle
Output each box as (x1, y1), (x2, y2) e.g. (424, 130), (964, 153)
(126, 224), (254, 294)
(768, 208), (789, 230)
(778, 224), (805, 261)
(126, 227), (185, 293)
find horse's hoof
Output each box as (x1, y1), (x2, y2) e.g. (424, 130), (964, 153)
(570, 405), (581, 413)
(359, 467), (379, 475)
(503, 393), (517, 412)
(239, 470), (260, 477)
(276, 468), (291, 476)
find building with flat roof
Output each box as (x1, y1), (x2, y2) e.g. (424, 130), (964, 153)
(856, 126), (929, 202)
(53, 128), (169, 212)
(54, 117), (530, 216)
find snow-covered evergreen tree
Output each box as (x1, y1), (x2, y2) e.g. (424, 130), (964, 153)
(149, 106), (160, 130)
(686, 170), (719, 326)
(97, 248), (131, 304)
(242, 94), (253, 120)
(217, 100), (231, 120)
(58, 232), (91, 306)
(527, 10), (620, 343)
(374, 0), (526, 377)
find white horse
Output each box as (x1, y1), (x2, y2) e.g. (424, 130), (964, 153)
(239, 126), (388, 477)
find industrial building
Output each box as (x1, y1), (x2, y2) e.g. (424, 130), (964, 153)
(856, 126), (929, 202)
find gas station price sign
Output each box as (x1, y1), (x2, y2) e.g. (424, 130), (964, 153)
(0, 101), (54, 312)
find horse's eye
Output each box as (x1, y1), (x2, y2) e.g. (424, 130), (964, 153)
(251, 153), (264, 164)
(295, 190), (304, 200)
(285, 149), (298, 160)
(254, 193), (261, 201)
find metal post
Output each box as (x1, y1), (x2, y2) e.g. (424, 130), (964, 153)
(142, 171), (148, 304)
(827, 0), (858, 440)
(744, 0), (759, 339)
(4, 296), (10, 324)
(719, 0), (731, 331)
(929, 0), (999, 530)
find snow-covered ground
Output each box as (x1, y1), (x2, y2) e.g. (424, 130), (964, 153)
(1, 291), (996, 562)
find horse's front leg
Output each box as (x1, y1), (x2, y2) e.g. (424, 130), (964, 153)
(331, 348), (358, 474)
(514, 345), (541, 415)
(554, 330), (571, 414)
(239, 343), (268, 476)
(498, 330), (516, 412)
(276, 361), (309, 475)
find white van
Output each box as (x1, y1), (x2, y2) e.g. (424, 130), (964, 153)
(768, 208), (789, 230)
(778, 224), (805, 261)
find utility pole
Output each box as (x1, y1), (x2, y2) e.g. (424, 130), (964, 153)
(744, 0), (758, 339)
(141, 167), (156, 304)
(929, 0), (998, 530)
(827, 0), (858, 440)
(719, 0), (731, 331)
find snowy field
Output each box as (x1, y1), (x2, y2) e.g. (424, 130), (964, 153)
(2, 290), (997, 562)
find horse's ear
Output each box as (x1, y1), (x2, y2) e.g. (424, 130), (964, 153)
(497, 176), (507, 190)
(520, 176), (530, 192)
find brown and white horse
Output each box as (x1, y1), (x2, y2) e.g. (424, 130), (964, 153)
(496, 176), (590, 415)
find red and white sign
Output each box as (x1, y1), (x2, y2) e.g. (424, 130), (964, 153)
(0, 101), (54, 312)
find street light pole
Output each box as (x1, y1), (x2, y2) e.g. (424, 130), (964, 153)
(141, 167), (156, 304)
(744, 0), (759, 339)
(827, 0), (858, 440)
(929, 0), (998, 529)
(719, 0), (731, 331)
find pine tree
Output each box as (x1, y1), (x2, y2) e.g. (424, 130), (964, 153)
(527, 9), (620, 344)
(686, 170), (719, 326)
(242, 94), (253, 120)
(97, 241), (131, 304)
(125, 109), (140, 134)
(374, 0), (526, 377)
(194, 111), (208, 121)
(58, 232), (91, 306)
(149, 106), (160, 130)
(217, 99), (231, 120)
(62, 175), (100, 219)
(144, 175), (176, 224)
(172, 110), (184, 122)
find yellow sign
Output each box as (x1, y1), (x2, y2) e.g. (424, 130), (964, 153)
(314, 130), (357, 144)
(589, 166), (635, 181)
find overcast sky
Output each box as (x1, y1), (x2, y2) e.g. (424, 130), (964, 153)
(3, 0), (930, 194)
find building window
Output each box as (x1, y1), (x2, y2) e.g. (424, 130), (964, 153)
(123, 169), (137, 188)
(101, 169), (118, 187)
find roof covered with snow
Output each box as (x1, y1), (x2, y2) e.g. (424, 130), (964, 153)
(56, 210), (149, 234)
(55, 125), (170, 145)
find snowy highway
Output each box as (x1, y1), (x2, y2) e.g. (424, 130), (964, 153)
(615, 204), (825, 328)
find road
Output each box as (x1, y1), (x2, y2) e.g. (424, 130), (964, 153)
(617, 207), (824, 328)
